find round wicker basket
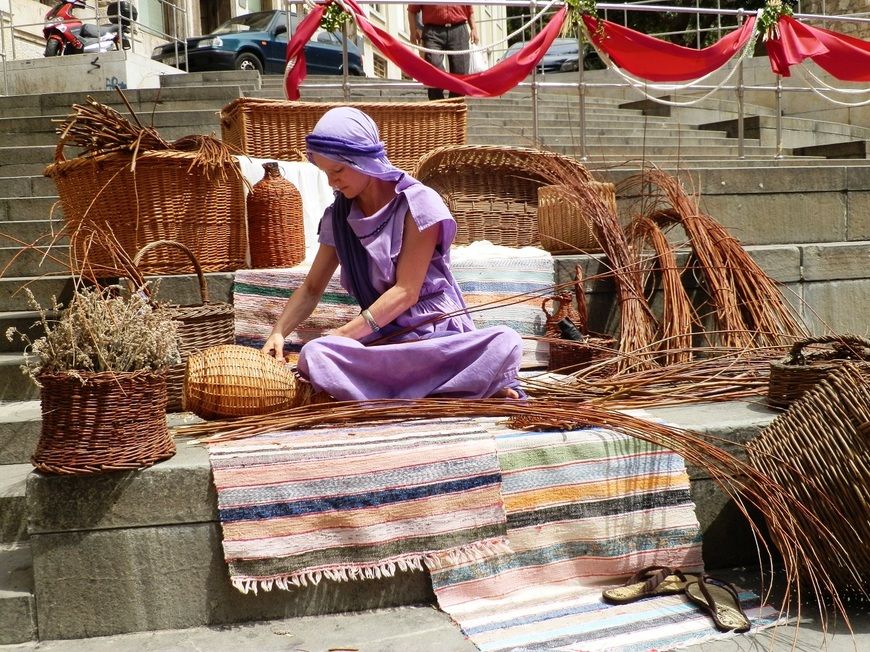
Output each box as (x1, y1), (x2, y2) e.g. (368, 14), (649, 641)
(767, 335), (870, 408)
(537, 182), (614, 254)
(35, 370), (173, 475)
(183, 345), (325, 419)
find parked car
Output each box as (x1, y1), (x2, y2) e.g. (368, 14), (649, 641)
(151, 10), (364, 76)
(500, 37), (603, 73)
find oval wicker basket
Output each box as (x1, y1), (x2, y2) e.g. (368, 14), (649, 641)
(132, 240), (235, 412)
(749, 363), (869, 594)
(44, 138), (246, 277)
(767, 335), (870, 408)
(35, 370), (173, 475)
(183, 345), (326, 419)
(537, 182), (614, 254)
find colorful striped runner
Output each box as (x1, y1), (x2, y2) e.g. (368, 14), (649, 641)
(207, 418), (511, 594)
(430, 424), (782, 651)
(231, 243), (554, 368)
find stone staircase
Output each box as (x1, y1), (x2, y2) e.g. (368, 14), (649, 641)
(1, 69), (870, 644)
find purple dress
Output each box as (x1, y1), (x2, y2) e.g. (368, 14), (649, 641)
(297, 176), (523, 401)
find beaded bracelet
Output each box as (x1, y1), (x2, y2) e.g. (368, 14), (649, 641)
(360, 308), (382, 334)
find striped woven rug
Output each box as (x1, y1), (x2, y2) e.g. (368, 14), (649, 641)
(207, 418), (511, 594)
(231, 242), (554, 368)
(430, 424), (783, 651)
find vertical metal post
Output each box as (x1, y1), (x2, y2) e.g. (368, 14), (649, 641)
(341, 21), (350, 101)
(736, 10), (745, 159)
(0, 6), (7, 97)
(7, 0), (15, 60)
(695, 0), (701, 49)
(775, 75), (784, 159)
(577, 31), (587, 161)
(530, 1), (539, 147)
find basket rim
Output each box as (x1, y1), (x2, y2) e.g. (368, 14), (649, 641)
(44, 148), (235, 177)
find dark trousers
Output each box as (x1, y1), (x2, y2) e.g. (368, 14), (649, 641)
(421, 23), (470, 100)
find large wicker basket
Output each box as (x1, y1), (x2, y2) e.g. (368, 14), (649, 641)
(220, 98), (468, 172)
(35, 370), (174, 475)
(748, 363), (869, 594)
(767, 335), (870, 408)
(45, 140), (247, 277)
(132, 240), (235, 412)
(537, 182), (614, 254)
(183, 345), (328, 419)
(413, 145), (592, 246)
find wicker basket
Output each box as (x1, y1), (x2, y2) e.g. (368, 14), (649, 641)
(537, 182), (614, 254)
(220, 98), (468, 173)
(35, 370), (174, 475)
(413, 145), (592, 246)
(748, 363), (870, 593)
(247, 162), (305, 269)
(44, 139), (247, 276)
(767, 335), (870, 408)
(131, 240), (235, 412)
(183, 344), (327, 419)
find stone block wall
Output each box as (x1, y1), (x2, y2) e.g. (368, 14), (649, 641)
(802, 0), (870, 39)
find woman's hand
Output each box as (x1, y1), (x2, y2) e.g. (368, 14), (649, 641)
(262, 332), (286, 359)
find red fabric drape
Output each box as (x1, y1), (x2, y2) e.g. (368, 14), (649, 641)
(581, 15), (756, 82)
(766, 15), (870, 82)
(285, 1), (567, 100)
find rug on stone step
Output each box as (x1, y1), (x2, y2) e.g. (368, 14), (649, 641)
(430, 424), (783, 651)
(231, 241), (554, 369)
(207, 417), (511, 594)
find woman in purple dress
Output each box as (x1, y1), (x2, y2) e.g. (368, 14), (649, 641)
(262, 107), (523, 401)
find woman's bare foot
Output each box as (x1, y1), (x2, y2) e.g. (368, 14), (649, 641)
(492, 387), (520, 399)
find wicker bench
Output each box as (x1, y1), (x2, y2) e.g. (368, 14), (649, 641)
(220, 98), (468, 173)
(413, 145), (593, 247)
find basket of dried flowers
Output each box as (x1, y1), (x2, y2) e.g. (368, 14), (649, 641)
(183, 344), (329, 420)
(44, 94), (246, 277)
(767, 335), (870, 408)
(8, 286), (180, 475)
(130, 240), (235, 412)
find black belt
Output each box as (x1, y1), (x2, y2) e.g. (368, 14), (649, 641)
(424, 22), (466, 29)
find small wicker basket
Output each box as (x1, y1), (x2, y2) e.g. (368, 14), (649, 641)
(132, 240), (235, 412)
(35, 370), (174, 475)
(247, 162), (305, 269)
(767, 335), (870, 408)
(542, 293), (616, 374)
(748, 363), (870, 594)
(183, 345), (327, 419)
(537, 182), (614, 254)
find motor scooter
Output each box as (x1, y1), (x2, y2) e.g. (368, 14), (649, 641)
(43, 1), (137, 57)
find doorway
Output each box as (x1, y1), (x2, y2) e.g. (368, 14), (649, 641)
(200, 0), (234, 34)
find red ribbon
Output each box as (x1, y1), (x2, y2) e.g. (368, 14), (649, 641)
(766, 15), (870, 82)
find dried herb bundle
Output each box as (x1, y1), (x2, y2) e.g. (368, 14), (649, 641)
(7, 286), (180, 384)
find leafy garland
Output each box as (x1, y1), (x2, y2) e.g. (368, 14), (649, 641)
(565, 0), (599, 28)
(320, 1), (351, 34)
(758, 0), (797, 41)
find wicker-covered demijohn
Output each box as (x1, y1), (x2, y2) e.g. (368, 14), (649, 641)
(183, 345), (326, 419)
(537, 182), (615, 254)
(35, 370), (174, 475)
(247, 162), (305, 269)
(767, 335), (870, 408)
(132, 240), (235, 412)
(414, 145), (592, 247)
(748, 363), (870, 594)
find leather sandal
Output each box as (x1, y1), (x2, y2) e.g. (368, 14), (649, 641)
(684, 573), (751, 633)
(602, 565), (699, 605)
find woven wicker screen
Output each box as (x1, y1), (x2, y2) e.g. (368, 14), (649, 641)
(220, 98), (468, 173)
(413, 145), (592, 247)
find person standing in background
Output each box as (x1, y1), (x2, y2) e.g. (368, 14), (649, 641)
(407, 4), (478, 100)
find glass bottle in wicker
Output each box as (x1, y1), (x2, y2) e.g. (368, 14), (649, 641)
(246, 162), (305, 268)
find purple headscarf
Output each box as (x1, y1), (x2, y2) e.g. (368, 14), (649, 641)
(305, 107), (405, 182)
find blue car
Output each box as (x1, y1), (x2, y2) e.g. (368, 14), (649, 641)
(151, 10), (364, 76)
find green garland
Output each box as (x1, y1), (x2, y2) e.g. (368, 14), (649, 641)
(565, 0), (599, 28)
(758, 0), (796, 41)
(320, 2), (351, 34)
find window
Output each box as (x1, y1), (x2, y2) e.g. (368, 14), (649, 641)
(373, 54), (387, 79)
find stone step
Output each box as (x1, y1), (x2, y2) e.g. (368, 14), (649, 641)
(0, 176), (56, 199)
(0, 219), (67, 245)
(0, 355), (39, 402)
(0, 197), (63, 222)
(15, 400), (774, 640)
(0, 247), (69, 278)
(469, 131), (745, 147)
(0, 401), (40, 465)
(0, 463), (29, 544)
(0, 543), (36, 645)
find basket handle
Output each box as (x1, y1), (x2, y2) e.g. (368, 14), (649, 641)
(132, 240), (209, 306)
(787, 335), (870, 363)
